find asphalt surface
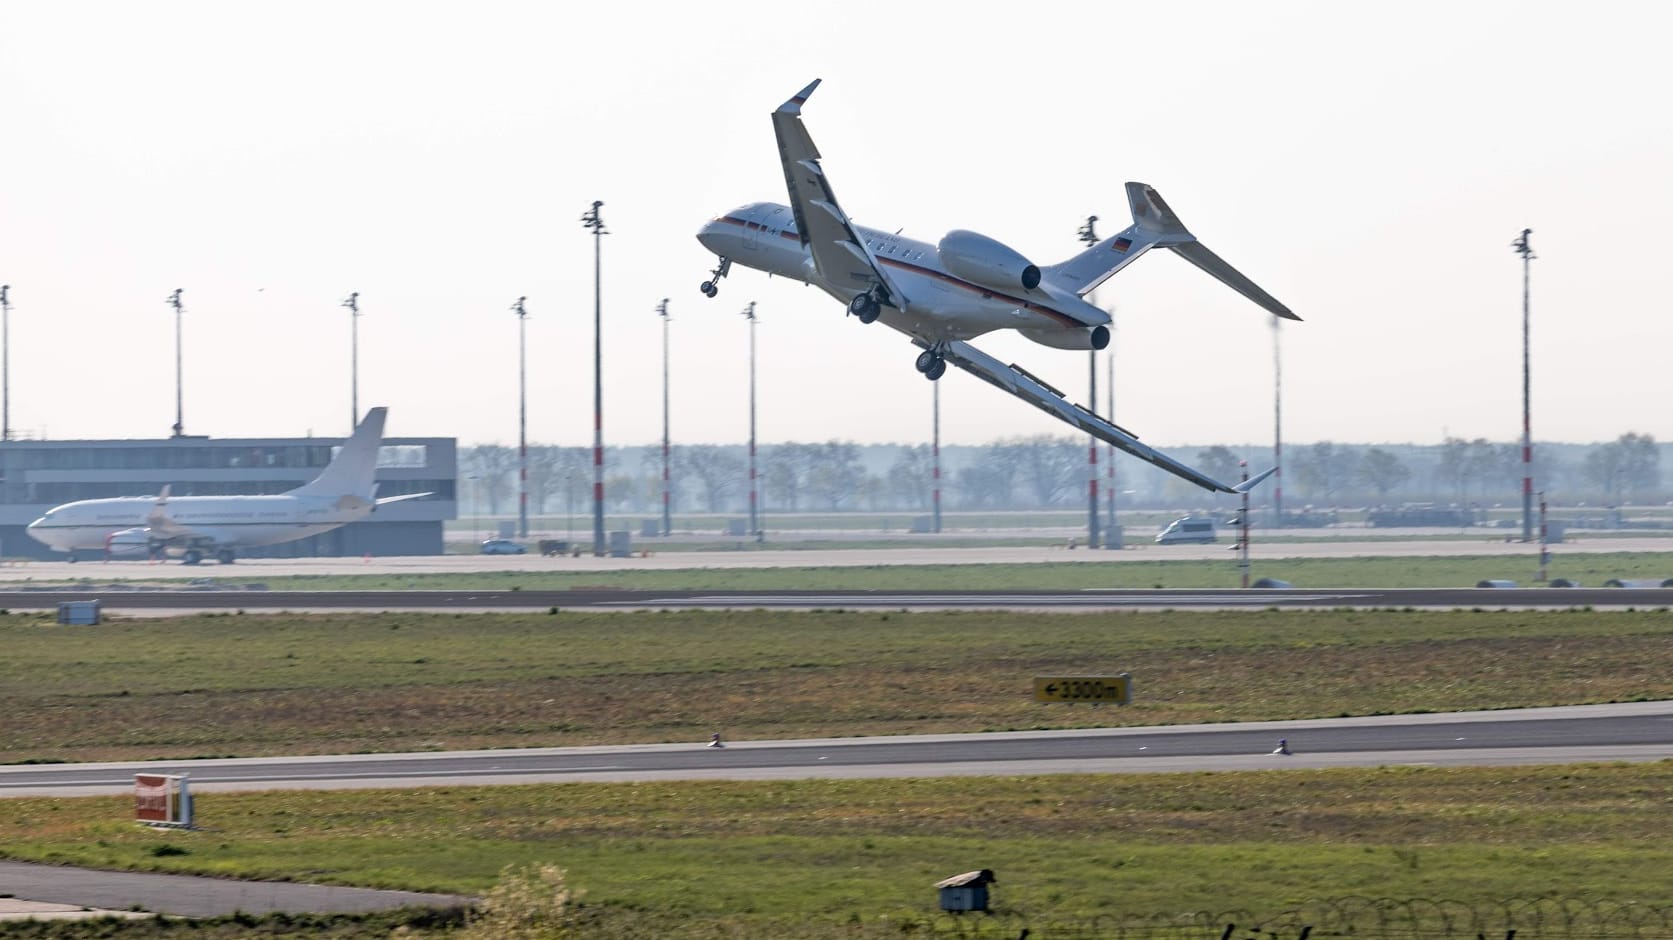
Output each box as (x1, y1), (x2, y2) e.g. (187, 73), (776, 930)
(5, 702), (1670, 798)
(3, 585), (1673, 612)
(0, 861), (467, 918)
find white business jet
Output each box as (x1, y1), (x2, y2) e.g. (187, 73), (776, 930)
(696, 79), (1301, 494)
(27, 407), (426, 564)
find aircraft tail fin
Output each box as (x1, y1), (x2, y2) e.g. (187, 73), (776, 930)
(290, 407), (387, 501)
(1043, 183), (1299, 322)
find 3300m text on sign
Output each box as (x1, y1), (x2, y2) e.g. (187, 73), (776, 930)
(1033, 675), (1131, 704)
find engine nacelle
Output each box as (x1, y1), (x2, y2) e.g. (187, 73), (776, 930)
(938, 230), (1041, 292)
(1020, 325), (1111, 351)
(104, 526), (156, 559)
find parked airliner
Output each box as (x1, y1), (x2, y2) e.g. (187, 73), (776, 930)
(26, 407), (425, 564)
(696, 79), (1300, 494)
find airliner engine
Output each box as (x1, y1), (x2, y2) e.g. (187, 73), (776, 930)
(104, 527), (156, 559)
(1021, 325), (1111, 351)
(937, 230), (1041, 292)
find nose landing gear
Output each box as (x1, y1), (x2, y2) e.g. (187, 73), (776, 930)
(700, 257), (732, 298)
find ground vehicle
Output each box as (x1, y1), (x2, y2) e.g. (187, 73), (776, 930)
(1155, 516), (1217, 544)
(479, 539), (527, 555)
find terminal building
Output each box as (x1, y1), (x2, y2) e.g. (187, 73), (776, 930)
(0, 431), (457, 560)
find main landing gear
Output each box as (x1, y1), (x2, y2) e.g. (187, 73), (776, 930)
(914, 345), (947, 381)
(847, 291), (882, 324)
(699, 258), (731, 298)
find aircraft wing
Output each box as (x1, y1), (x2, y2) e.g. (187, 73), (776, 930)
(772, 79), (910, 310)
(931, 340), (1274, 495)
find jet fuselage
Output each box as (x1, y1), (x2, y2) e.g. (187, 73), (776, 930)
(697, 201), (1108, 346)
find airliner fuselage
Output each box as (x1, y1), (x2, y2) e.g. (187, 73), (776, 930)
(27, 494), (369, 554)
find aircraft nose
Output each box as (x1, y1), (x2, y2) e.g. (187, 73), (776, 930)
(25, 516), (51, 545)
(696, 216), (736, 256)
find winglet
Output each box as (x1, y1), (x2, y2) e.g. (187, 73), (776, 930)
(146, 485), (173, 528)
(777, 79), (821, 115)
(1231, 466), (1279, 494)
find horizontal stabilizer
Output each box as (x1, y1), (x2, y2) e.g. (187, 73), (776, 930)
(932, 340), (1253, 494)
(1232, 466), (1278, 494)
(1169, 240), (1298, 321)
(1043, 183), (1298, 322)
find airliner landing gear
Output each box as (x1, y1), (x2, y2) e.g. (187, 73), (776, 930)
(182, 549), (203, 566)
(700, 257), (732, 298)
(914, 345), (948, 381)
(847, 291), (881, 324)
(217, 548), (236, 565)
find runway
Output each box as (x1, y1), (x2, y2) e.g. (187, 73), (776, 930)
(3, 585), (1672, 613)
(4, 535), (1671, 582)
(4, 702), (1669, 798)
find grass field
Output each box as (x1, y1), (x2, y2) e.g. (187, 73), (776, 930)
(38, 550), (1673, 593)
(2, 607), (1668, 763)
(3, 765), (1671, 935)
(2, 606), (1670, 937)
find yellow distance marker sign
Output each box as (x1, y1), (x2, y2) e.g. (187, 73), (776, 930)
(1033, 674), (1132, 704)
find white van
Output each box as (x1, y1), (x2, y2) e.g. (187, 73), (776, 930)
(1155, 515), (1217, 544)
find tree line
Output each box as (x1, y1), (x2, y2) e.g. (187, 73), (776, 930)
(457, 433), (1664, 516)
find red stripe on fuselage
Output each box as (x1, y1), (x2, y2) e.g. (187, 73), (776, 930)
(717, 214), (1084, 330)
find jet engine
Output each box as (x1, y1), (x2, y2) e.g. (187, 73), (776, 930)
(104, 527), (158, 559)
(1020, 325), (1111, 351)
(938, 230), (1041, 292)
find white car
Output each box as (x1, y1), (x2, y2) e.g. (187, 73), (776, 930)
(479, 538), (527, 555)
(1155, 516), (1217, 545)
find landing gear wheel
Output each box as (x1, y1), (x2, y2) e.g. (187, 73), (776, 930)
(182, 549), (203, 566)
(66, 552), (78, 564)
(848, 292), (881, 324)
(924, 358), (947, 381)
(217, 549), (236, 565)
(700, 281), (718, 298)
(915, 349), (939, 373)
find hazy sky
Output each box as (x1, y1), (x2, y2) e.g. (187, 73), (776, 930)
(2, 2), (1669, 453)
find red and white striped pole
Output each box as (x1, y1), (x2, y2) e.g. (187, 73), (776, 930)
(513, 297), (529, 540)
(932, 379), (942, 533)
(658, 299), (671, 537)
(743, 302), (758, 538)
(1272, 316), (1283, 528)
(1077, 216), (1101, 550)
(581, 201), (607, 556)
(1513, 228), (1536, 543)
